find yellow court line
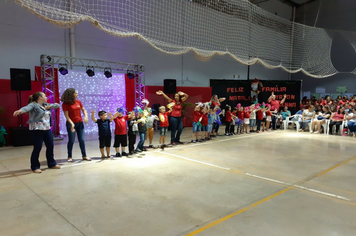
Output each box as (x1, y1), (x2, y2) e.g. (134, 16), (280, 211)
(185, 155), (356, 236)
(315, 156), (356, 177)
(186, 187), (293, 236)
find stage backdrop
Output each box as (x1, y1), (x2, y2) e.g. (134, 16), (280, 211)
(210, 80), (301, 114)
(58, 70), (126, 134)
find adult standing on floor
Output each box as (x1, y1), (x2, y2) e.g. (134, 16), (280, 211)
(156, 90), (189, 145)
(13, 92), (61, 173)
(61, 88), (91, 162)
(210, 94), (226, 136)
(267, 92), (286, 130)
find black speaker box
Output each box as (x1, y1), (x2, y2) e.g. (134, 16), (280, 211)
(11, 127), (33, 146)
(10, 68), (31, 91)
(152, 103), (160, 116)
(164, 79), (176, 94)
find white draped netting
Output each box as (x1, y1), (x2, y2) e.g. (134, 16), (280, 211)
(15, 0), (356, 78)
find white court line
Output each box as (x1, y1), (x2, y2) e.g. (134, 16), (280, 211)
(245, 173), (351, 201)
(60, 160), (102, 168)
(163, 152), (231, 171)
(153, 131), (274, 151)
(57, 131), (275, 169)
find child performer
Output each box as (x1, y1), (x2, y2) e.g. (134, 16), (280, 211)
(225, 105), (232, 136)
(200, 105), (209, 141)
(237, 104), (244, 134)
(113, 107), (129, 157)
(192, 104), (202, 143)
(256, 104), (267, 133)
(145, 108), (159, 148)
(127, 111), (138, 155)
(249, 104), (257, 132)
(136, 109), (148, 152)
(243, 106), (251, 133)
(91, 110), (113, 159)
(230, 107), (238, 135)
(207, 106), (214, 139)
(158, 105), (172, 149)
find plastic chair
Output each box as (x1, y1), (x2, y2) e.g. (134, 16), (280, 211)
(283, 117), (295, 130)
(322, 119), (330, 135)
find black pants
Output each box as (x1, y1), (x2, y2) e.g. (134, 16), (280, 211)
(256, 119), (265, 131)
(229, 124), (235, 134)
(225, 122), (230, 134)
(329, 121), (342, 134)
(128, 134), (136, 152)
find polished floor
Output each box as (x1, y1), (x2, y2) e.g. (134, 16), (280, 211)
(1, 128), (356, 236)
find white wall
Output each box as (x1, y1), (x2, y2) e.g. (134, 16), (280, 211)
(0, 0), (290, 87)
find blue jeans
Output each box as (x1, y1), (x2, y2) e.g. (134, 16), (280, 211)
(299, 119), (311, 130)
(170, 116), (183, 143)
(66, 121), (87, 158)
(137, 132), (147, 150)
(30, 130), (57, 171)
(348, 121), (356, 133)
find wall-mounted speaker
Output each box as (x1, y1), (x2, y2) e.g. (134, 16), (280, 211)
(164, 79), (176, 94)
(10, 68), (31, 91)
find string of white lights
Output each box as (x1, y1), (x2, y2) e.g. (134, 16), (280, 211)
(58, 70), (126, 135)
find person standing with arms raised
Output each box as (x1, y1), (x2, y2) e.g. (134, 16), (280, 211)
(61, 88), (91, 162)
(13, 92), (61, 173)
(156, 90), (189, 145)
(267, 92), (286, 130)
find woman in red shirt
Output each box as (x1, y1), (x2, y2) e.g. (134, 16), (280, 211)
(329, 107), (345, 135)
(156, 90), (189, 145)
(61, 88), (90, 162)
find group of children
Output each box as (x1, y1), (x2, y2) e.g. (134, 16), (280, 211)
(91, 101), (172, 159)
(190, 101), (282, 143)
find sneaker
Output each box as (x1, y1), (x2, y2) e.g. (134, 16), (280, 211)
(49, 165), (61, 169)
(136, 149), (143, 152)
(176, 141), (184, 145)
(142, 148), (147, 151)
(122, 152), (128, 156)
(115, 152), (122, 157)
(33, 169), (42, 173)
(171, 142), (177, 146)
(191, 140), (196, 143)
(128, 151), (134, 155)
(225, 133), (230, 136)
(82, 156), (92, 161)
(149, 145), (154, 148)
(160, 144), (166, 150)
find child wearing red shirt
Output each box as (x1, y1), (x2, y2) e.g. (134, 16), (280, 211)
(113, 109), (129, 157)
(230, 107), (238, 135)
(200, 106), (209, 141)
(192, 105), (202, 142)
(237, 107), (244, 134)
(256, 106), (267, 133)
(243, 108), (251, 133)
(159, 106), (171, 148)
(225, 106), (232, 136)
